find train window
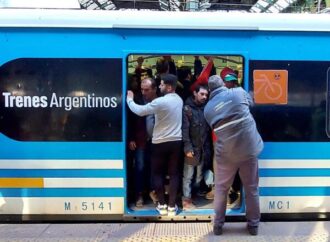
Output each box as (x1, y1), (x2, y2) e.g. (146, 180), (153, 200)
(250, 60), (330, 142)
(0, 58), (122, 141)
(127, 54), (244, 90)
(327, 67), (330, 138)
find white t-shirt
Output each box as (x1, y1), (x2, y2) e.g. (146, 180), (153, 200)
(127, 93), (183, 144)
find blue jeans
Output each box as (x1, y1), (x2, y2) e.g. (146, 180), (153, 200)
(134, 148), (145, 196)
(182, 162), (204, 198)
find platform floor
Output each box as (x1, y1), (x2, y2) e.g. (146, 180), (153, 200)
(0, 221), (329, 241)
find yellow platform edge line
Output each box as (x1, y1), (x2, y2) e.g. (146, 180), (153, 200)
(0, 178), (44, 188)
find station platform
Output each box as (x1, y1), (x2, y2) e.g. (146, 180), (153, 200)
(0, 221), (329, 241)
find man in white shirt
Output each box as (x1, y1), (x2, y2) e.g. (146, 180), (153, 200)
(127, 74), (183, 216)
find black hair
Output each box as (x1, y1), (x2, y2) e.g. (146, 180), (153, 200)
(177, 67), (192, 81)
(141, 68), (153, 78)
(194, 84), (208, 93)
(160, 73), (177, 88)
(156, 58), (169, 74)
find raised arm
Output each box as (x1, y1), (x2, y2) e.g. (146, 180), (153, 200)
(126, 90), (159, 116)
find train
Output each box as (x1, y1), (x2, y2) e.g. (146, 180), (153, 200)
(0, 8), (330, 221)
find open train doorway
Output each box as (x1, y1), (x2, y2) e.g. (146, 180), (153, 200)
(125, 54), (245, 218)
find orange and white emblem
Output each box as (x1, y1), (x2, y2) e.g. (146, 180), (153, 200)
(253, 70), (288, 104)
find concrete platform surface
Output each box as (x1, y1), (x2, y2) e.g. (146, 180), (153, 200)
(0, 221), (329, 241)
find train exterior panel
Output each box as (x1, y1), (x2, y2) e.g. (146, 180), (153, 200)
(0, 9), (329, 221)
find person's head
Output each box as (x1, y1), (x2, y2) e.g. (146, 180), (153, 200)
(162, 55), (172, 61)
(220, 67), (239, 89)
(208, 75), (224, 92)
(140, 68), (152, 80)
(159, 73), (177, 94)
(178, 67), (192, 82)
(224, 73), (239, 88)
(193, 85), (209, 105)
(156, 58), (169, 75)
(220, 67), (234, 79)
(141, 78), (157, 102)
(137, 56), (144, 66)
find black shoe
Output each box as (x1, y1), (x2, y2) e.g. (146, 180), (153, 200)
(213, 225), (223, 236)
(247, 225), (258, 236)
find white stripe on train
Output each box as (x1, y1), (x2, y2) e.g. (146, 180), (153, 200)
(0, 159), (123, 169)
(259, 159), (330, 169)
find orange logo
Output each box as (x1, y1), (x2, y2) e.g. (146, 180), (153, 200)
(253, 70), (288, 104)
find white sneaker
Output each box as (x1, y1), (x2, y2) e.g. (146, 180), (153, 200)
(156, 203), (168, 215)
(168, 204), (178, 216)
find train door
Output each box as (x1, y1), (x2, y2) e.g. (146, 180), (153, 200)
(125, 54), (247, 219)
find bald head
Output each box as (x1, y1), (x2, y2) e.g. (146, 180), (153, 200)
(141, 78), (157, 102)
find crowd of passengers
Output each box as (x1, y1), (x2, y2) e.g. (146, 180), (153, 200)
(127, 56), (241, 214)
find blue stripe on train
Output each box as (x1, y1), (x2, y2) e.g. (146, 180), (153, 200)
(261, 142), (330, 159)
(0, 134), (124, 159)
(0, 169), (125, 178)
(260, 169), (330, 177)
(0, 188), (125, 197)
(260, 187), (330, 196)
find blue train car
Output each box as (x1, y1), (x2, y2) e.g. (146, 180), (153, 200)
(0, 9), (329, 221)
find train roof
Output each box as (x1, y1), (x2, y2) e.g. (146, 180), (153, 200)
(0, 9), (330, 32)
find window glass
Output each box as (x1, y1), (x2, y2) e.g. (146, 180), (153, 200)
(250, 60), (329, 141)
(327, 67), (330, 138)
(127, 54), (244, 94)
(0, 58), (122, 141)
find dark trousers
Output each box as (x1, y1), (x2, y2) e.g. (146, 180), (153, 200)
(133, 141), (152, 198)
(151, 140), (182, 207)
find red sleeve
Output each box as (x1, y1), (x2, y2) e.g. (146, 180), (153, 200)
(190, 59), (214, 92)
(212, 130), (217, 143)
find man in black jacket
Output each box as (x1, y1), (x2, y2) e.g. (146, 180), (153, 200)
(182, 85), (212, 210)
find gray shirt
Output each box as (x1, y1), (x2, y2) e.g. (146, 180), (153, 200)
(127, 93), (183, 144)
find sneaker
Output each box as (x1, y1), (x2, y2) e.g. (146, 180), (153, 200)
(182, 197), (196, 210)
(213, 224), (223, 236)
(247, 225), (258, 236)
(149, 191), (158, 204)
(205, 187), (214, 200)
(156, 203), (168, 215)
(135, 195), (144, 208)
(167, 204), (178, 216)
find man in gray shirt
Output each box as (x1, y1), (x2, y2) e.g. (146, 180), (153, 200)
(204, 75), (263, 236)
(127, 74), (183, 216)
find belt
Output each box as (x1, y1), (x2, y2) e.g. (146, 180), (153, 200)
(213, 116), (249, 132)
